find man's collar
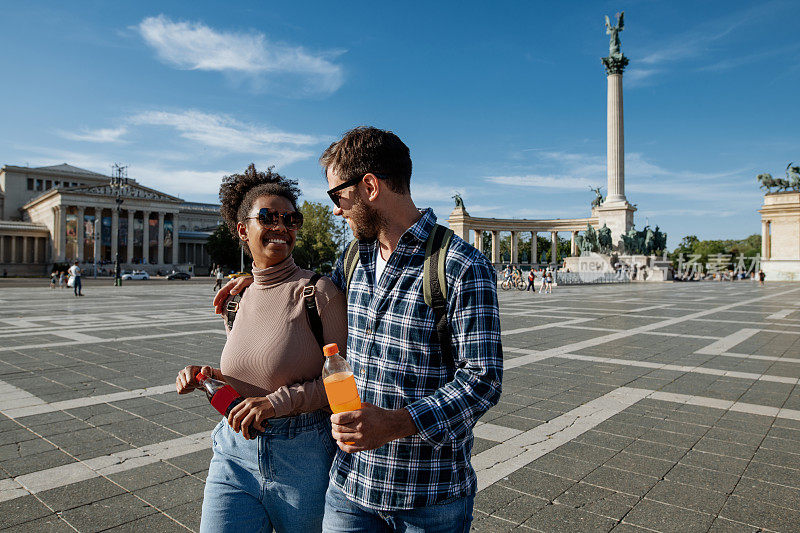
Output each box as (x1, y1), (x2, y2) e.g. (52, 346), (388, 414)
(400, 208), (436, 245)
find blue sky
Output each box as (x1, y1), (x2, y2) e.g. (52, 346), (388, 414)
(3, 1), (799, 248)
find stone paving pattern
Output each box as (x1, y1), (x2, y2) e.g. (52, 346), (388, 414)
(0, 280), (798, 532)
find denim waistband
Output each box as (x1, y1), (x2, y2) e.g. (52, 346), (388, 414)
(259, 409), (329, 437)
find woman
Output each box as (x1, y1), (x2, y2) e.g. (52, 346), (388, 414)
(175, 164), (347, 532)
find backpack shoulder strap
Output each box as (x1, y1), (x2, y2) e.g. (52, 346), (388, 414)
(423, 224), (454, 369)
(343, 239), (360, 294)
(303, 273), (325, 350)
(224, 287), (247, 331)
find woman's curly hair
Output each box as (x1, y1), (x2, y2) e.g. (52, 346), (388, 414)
(218, 163), (301, 242)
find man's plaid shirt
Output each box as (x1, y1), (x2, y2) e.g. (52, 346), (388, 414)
(329, 209), (503, 511)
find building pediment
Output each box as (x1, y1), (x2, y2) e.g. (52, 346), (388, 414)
(66, 183), (183, 203)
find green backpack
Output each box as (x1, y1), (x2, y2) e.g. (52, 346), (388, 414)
(343, 224), (456, 369)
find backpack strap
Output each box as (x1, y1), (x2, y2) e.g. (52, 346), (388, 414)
(224, 288), (246, 331)
(423, 224), (454, 370)
(303, 273), (325, 350)
(343, 239), (360, 293)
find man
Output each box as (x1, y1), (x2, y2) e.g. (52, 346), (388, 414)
(526, 268), (536, 292)
(68, 260), (83, 297)
(216, 127), (502, 531)
(320, 126), (502, 531)
(213, 266), (224, 292)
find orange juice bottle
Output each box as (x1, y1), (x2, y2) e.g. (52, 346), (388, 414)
(322, 343), (361, 413)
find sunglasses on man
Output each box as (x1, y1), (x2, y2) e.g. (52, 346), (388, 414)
(326, 173), (388, 208)
(243, 208), (304, 230)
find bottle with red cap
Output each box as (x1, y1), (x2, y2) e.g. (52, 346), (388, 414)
(195, 372), (265, 436)
(321, 343), (361, 413)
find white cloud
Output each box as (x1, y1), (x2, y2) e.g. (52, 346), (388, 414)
(59, 127), (128, 143)
(485, 175), (595, 190)
(129, 109), (323, 166)
(136, 15), (344, 95)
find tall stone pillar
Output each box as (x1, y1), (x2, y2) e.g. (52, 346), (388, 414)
(93, 215), (101, 264)
(0, 236), (4, 263)
(141, 211), (150, 265)
(22, 237), (29, 264)
(551, 231), (558, 263)
(33, 237), (40, 264)
(598, 19), (636, 250)
(76, 207), (85, 262)
(157, 212), (165, 265)
(10, 236), (17, 263)
(511, 231), (519, 264)
(491, 231), (500, 264)
(111, 209), (119, 259)
(762, 220), (770, 260)
(126, 210), (135, 263)
(531, 232), (538, 265)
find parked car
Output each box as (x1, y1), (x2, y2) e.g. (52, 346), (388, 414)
(121, 270), (149, 280)
(167, 271), (191, 280)
(226, 271), (249, 279)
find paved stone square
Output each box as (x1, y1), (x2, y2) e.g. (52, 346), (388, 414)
(1, 279), (799, 532)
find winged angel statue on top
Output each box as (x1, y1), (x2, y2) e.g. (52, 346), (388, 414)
(605, 12), (625, 57)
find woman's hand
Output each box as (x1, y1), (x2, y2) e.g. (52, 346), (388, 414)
(213, 276), (255, 314)
(227, 396), (276, 440)
(175, 364), (218, 394)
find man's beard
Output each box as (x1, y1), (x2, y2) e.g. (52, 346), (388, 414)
(349, 192), (385, 241)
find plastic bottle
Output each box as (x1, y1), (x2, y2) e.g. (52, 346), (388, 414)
(322, 343), (361, 413)
(195, 372), (264, 436)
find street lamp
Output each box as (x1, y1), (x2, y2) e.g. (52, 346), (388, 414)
(110, 164), (127, 287)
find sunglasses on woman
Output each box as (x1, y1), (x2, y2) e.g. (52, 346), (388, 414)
(244, 208), (304, 230)
(326, 173), (388, 208)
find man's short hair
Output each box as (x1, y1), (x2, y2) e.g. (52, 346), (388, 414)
(320, 126), (412, 194)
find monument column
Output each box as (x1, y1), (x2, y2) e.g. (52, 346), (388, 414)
(571, 231), (578, 256)
(56, 206), (66, 261)
(531, 232), (538, 265)
(75, 207), (85, 262)
(598, 12), (636, 250)
(473, 230), (483, 253)
(511, 231), (519, 264)
(172, 213), (180, 265)
(126, 210), (135, 263)
(762, 220), (770, 260)
(491, 231), (500, 264)
(157, 212), (165, 265)
(551, 231), (558, 263)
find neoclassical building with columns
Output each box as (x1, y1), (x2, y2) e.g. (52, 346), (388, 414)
(0, 163), (220, 275)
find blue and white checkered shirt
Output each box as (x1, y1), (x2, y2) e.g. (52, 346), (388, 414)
(329, 208), (503, 511)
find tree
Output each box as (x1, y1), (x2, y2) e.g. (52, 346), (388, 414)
(206, 224), (245, 272)
(294, 201), (349, 274)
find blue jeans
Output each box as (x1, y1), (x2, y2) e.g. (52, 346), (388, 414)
(73, 276), (82, 295)
(200, 410), (336, 533)
(322, 483), (474, 533)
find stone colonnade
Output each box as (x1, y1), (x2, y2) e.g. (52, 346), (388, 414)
(449, 207), (598, 266)
(53, 205), (179, 266)
(0, 234), (49, 264)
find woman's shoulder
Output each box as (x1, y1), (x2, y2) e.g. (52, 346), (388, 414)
(295, 269), (343, 303)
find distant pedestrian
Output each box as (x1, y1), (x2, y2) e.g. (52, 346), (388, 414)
(758, 269), (766, 287)
(58, 271), (66, 289)
(526, 269), (535, 292)
(49, 271), (57, 289)
(213, 267), (224, 292)
(68, 261), (83, 297)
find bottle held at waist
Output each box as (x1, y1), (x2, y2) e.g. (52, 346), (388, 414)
(196, 372), (265, 436)
(321, 343), (361, 413)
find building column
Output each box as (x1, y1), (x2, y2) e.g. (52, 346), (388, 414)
(93, 214), (101, 264)
(762, 220), (770, 260)
(22, 237), (29, 264)
(473, 230), (483, 253)
(10, 236), (17, 263)
(126, 210), (135, 263)
(0, 236), (4, 263)
(491, 231), (500, 264)
(141, 211), (149, 265)
(33, 237), (40, 263)
(56, 206), (66, 262)
(157, 212), (165, 265)
(111, 209), (119, 260)
(172, 214), (180, 265)
(75, 207), (85, 262)
(511, 231), (519, 264)
(571, 231), (578, 256)
(551, 231), (558, 264)
(531, 232), (538, 264)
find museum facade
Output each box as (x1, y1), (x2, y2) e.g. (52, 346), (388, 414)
(0, 163), (221, 276)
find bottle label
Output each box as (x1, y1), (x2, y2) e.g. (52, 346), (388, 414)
(210, 386), (241, 416)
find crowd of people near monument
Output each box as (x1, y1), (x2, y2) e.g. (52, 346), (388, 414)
(176, 126), (503, 532)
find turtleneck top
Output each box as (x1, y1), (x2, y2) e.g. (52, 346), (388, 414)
(219, 256), (348, 417)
